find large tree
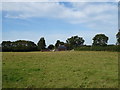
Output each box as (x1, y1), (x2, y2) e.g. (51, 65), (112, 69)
(66, 35), (84, 48)
(13, 40), (37, 51)
(116, 30), (120, 45)
(55, 40), (65, 49)
(92, 34), (109, 46)
(37, 37), (46, 50)
(55, 40), (61, 48)
(2, 40), (37, 52)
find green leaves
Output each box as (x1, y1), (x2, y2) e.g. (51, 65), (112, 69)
(2, 40), (37, 52)
(37, 37), (46, 51)
(48, 44), (54, 50)
(66, 35), (85, 49)
(92, 34), (109, 46)
(116, 30), (120, 45)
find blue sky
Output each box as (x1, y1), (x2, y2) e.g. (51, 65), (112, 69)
(1, 2), (118, 46)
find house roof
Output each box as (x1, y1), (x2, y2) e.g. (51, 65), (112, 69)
(58, 45), (66, 49)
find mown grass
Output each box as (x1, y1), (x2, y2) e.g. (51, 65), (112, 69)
(2, 51), (118, 88)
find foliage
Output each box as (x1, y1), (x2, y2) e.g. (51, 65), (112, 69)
(116, 30), (120, 45)
(64, 43), (72, 50)
(75, 45), (120, 52)
(48, 44), (54, 50)
(55, 40), (61, 48)
(60, 42), (64, 45)
(2, 40), (37, 52)
(2, 41), (13, 51)
(92, 34), (109, 46)
(66, 35), (84, 49)
(1, 34), (120, 52)
(55, 40), (65, 48)
(37, 37), (46, 51)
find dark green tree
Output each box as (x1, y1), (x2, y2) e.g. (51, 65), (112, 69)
(66, 35), (84, 48)
(37, 37), (46, 50)
(2, 40), (37, 52)
(55, 40), (65, 48)
(92, 34), (109, 46)
(48, 44), (54, 50)
(60, 42), (64, 45)
(2, 41), (12, 51)
(116, 30), (120, 45)
(55, 40), (61, 48)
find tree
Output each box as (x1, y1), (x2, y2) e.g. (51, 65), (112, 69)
(116, 30), (120, 45)
(2, 40), (37, 52)
(37, 37), (46, 50)
(55, 40), (65, 48)
(2, 41), (12, 51)
(12, 40), (37, 51)
(48, 44), (54, 50)
(60, 42), (64, 45)
(64, 43), (72, 50)
(55, 40), (61, 48)
(92, 34), (109, 46)
(66, 35), (84, 48)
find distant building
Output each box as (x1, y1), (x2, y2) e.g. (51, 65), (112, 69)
(58, 45), (67, 51)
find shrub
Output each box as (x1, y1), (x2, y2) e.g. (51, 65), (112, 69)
(74, 45), (120, 52)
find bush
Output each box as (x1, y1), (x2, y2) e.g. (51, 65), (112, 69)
(74, 45), (120, 52)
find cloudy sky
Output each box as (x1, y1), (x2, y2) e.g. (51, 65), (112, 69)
(1, 2), (118, 45)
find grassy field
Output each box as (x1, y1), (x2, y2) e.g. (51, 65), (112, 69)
(2, 51), (118, 88)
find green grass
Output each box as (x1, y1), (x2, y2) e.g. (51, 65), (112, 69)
(2, 51), (118, 88)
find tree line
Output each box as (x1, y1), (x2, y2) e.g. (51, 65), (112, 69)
(2, 40), (37, 52)
(1, 31), (120, 52)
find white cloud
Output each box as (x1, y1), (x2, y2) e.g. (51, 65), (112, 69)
(2, 2), (118, 24)
(2, 2), (118, 44)
(2, 2), (118, 32)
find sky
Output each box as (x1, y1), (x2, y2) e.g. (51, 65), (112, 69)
(1, 2), (118, 46)
(1, 0), (119, 2)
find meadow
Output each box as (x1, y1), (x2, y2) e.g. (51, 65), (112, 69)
(2, 51), (118, 88)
